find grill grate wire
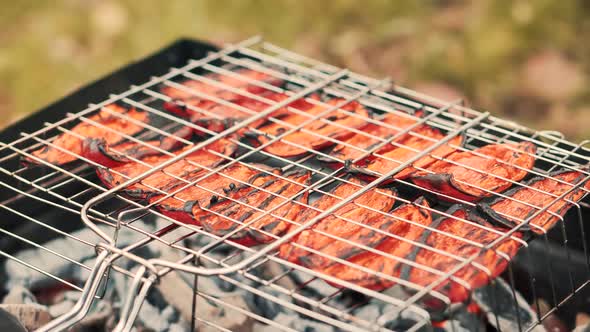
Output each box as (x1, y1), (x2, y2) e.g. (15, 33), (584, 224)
(0, 36), (589, 331)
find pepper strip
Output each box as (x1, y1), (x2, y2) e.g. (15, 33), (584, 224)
(478, 167), (590, 234)
(197, 169), (312, 246)
(96, 137), (237, 198)
(25, 104), (148, 166)
(249, 99), (370, 158)
(317, 197), (433, 291)
(150, 163), (278, 225)
(350, 125), (464, 181)
(278, 178), (397, 269)
(318, 111), (422, 166)
(82, 126), (194, 168)
(411, 142), (536, 202)
(401, 205), (522, 303)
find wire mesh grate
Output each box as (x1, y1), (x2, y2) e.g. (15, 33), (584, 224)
(1, 37), (589, 331)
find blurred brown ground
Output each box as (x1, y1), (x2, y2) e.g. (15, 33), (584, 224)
(0, 0), (588, 140)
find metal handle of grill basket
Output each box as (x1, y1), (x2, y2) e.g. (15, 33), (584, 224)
(36, 251), (110, 332)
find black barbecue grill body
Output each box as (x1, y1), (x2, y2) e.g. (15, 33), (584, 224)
(0, 38), (589, 329)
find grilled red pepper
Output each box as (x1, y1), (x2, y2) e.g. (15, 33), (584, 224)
(82, 126), (193, 168)
(162, 69), (292, 135)
(315, 197), (434, 291)
(318, 111), (421, 166)
(196, 169), (312, 246)
(478, 167), (590, 234)
(248, 99), (370, 158)
(350, 127), (464, 181)
(167, 92), (318, 136)
(149, 163), (278, 225)
(278, 178), (397, 269)
(96, 138), (237, 198)
(25, 104), (148, 166)
(161, 69), (282, 103)
(400, 206), (523, 303)
(411, 142), (536, 202)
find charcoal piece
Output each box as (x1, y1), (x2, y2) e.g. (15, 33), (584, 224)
(434, 306), (485, 332)
(48, 300), (75, 318)
(0, 307), (27, 332)
(137, 300), (185, 332)
(247, 290), (296, 320)
(73, 301), (113, 332)
(473, 278), (543, 332)
(289, 269), (340, 299)
(353, 299), (431, 332)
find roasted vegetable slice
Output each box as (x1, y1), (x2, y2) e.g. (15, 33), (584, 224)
(25, 104), (148, 166)
(162, 69), (289, 135)
(478, 167), (590, 234)
(248, 99), (370, 158)
(150, 163), (277, 225)
(196, 169), (311, 246)
(96, 138), (237, 198)
(278, 178), (397, 269)
(82, 126), (193, 168)
(350, 127), (463, 181)
(161, 69), (282, 103)
(167, 92), (318, 135)
(318, 111), (421, 165)
(400, 206), (523, 303)
(316, 197), (433, 290)
(411, 142), (536, 202)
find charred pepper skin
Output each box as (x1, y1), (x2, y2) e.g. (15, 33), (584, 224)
(95, 137), (238, 198)
(317, 110), (423, 167)
(151, 163), (279, 226)
(164, 92), (315, 135)
(400, 205), (523, 303)
(248, 99), (371, 158)
(478, 167), (590, 234)
(161, 69), (291, 135)
(81, 126), (194, 168)
(348, 126), (464, 182)
(315, 197), (434, 290)
(278, 178), (397, 269)
(24, 104), (149, 166)
(196, 169), (312, 246)
(411, 142), (536, 202)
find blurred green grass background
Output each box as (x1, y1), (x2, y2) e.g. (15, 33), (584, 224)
(1, 0), (589, 140)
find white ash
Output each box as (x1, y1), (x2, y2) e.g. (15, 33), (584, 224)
(2, 221), (188, 331)
(0, 217), (528, 331)
(3, 224), (152, 290)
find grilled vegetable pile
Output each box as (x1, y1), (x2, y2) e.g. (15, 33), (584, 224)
(24, 68), (590, 305)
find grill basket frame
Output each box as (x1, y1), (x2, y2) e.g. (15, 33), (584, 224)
(0, 36), (589, 332)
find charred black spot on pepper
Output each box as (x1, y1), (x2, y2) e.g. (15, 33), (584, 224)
(210, 195), (219, 205)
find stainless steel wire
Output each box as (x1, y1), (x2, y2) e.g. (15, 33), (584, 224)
(0, 37), (588, 331)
